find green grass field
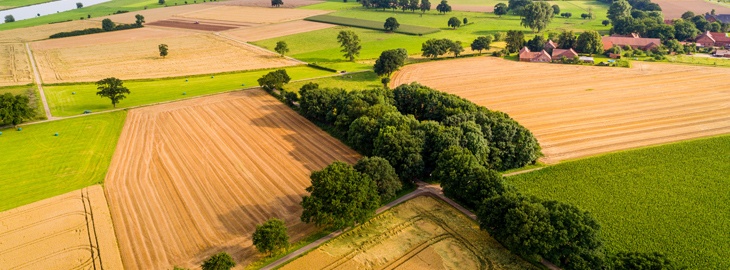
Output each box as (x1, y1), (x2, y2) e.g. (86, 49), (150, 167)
(43, 66), (334, 116)
(305, 14), (440, 35)
(0, 84), (46, 120)
(507, 135), (730, 269)
(0, 0), (161, 30)
(0, 111), (126, 211)
(0, 0), (55, 10)
(287, 71), (381, 93)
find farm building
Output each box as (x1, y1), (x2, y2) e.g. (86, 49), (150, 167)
(579, 56), (594, 63)
(602, 35), (661, 51)
(705, 14), (730, 24)
(518, 47), (552, 62)
(714, 49), (730, 57)
(695, 31), (730, 48)
(552, 48), (578, 60)
(544, 40), (557, 52)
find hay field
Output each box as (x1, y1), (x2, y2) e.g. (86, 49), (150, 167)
(176, 6), (329, 24)
(282, 196), (537, 270)
(222, 20), (334, 42)
(0, 185), (123, 270)
(391, 57), (730, 163)
(104, 89), (360, 269)
(30, 27), (298, 83)
(0, 20), (99, 43)
(654, 0), (730, 19)
(0, 43), (32, 86)
(208, 0), (322, 8)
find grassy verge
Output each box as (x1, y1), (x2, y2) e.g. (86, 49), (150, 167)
(244, 228), (336, 270)
(305, 14), (440, 35)
(0, 84), (46, 120)
(0, 0), (55, 10)
(507, 135), (730, 269)
(0, 0), (162, 30)
(0, 111), (127, 211)
(43, 65), (334, 116)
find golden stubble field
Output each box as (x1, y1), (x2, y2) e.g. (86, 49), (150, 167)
(0, 185), (123, 270)
(0, 43), (32, 86)
(282, 195), (537, 270)
(30, 27), (298, 83)
(654, 0), (730, 19)
(392, 57), (730, 163)
(104, 89), (360, 269)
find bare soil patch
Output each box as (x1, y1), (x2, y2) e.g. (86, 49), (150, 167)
(209, 0), (323, 8)
(0, 43), (32, 86)
(654, 0), (730, 19)
(222, 20), (334, 42)
(282, 196), (537, 270)
(104, 89), (360, 270)
(0, 185), (123, 270)
(148, 19), (239, 31)
(391, 57), (730, 163)
(30, 28), (297, 83)
(176, 6), (330, 24)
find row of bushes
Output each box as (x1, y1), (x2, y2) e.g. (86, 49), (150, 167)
(50, 23), (142, 38)
(307, 63), (338, 73)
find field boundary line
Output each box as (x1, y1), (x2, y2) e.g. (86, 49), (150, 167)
(24, 42), (53, 120)
(215, 32), (308, 65)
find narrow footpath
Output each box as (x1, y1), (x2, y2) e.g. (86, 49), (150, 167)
(24, 43), (53, 120)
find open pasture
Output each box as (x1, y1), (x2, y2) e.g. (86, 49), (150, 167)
(0, 111), (126, 211)
(30, 27), (298, 83)
(104, 89), (360, 269)
(508, 134), (730, 269)
(391, 57), (730, 163)
(222, 20), (334, 42)
(175, 5), (329, 24)
(0, 185), (123, 269)
(0, 43), (32, 86)
(654, 0), (730, 19)
(209, 0), (323, 8)
(282, 196), (537, 270)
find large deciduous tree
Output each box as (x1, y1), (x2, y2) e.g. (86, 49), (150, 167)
(374, 48), (408, 77)
(507, 0), (531, 15)
(274, 41), (289, 56)
(673, 19), (698, 41)
(354, 156), (402, 201)
(447, 16), (461, 28)
(201, 252), (235, 270)
(494, 3), (507, 17)
(384, 17), (400, 32)
(135, 14), (145, 26)
(421, 38), (451, 58)
(504, 30), (525, 53)
(337, 30), (362, 61)
(557, 30), (577, 49)
(448, 40), (463, 57)
(300, 161), (380, 229)
(96, 77), (130, 108)
(470, 35), (492, 54)
(607, 0), (631, 24)
(4, 15), (15, 23)
(520, 2), (553, 33)
(257, 69), (291, 92)
(526, 35), (546, 51)
(420, 0), (431, 13)
(102, 18), (115, 31)
(271, 0), (283, 7)
(436, 0), (451, 14)
(576, 30), (603, 55)
(158, 44), (168, 58)
(0, 93), (35, 126)
(252, 218), (289, 255)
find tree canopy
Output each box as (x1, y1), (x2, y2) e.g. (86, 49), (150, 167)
(470, 35), (493, 54)
(526, 35), (546, 52)
(420, 0), (431, 13)
(354, 156), (402, 201)
(557, 30), (577, 49)
(158, 44), (168, 58)
(384, 17), (400, 32)
(520, 2), (554, 33)
(201, 252), (235, 270)
(102, 18), (115, 31)
(421, 38), (451, 58)
(374, 48), (408, 77)
(436, 0), (451, 14)
(505, 30), (525, 53)
(494, 3), (507, 17)
(337, 30), (362, 61)
(252, 218), (289, 255)
(257, 69), (291, 92)
(300, 161), (380, 229)
(96, 77), (130, 108)
(271, 0), (283, 7)
(135, 14), (145, 26)
(447, 16), (461, 28)
(576, 30), (603, 55)
(0, 93), (35, 126)
(607, 0), (632, 24)
(274, 41), (289, 56)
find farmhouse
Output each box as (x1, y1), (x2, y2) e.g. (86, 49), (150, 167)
(552, 48), (578, 60)
(602, 35), (661, 51)
(544, 40), (557, 52)
(518, 47), (552, 62)
(695, 31), (730, 48)
(705, 14), (730, 24)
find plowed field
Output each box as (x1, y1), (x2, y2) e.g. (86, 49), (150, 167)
(282, 196), (537, 270)
(391, 57), (730, 163)
(105, 89), (360, 269)
(654, 0), (730, 19)
(0, 43), (32, 86)
(0, 185), (123, 270)
(31, 28), (298, 83)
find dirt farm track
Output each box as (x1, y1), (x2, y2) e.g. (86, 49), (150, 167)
(392, 57), (730, 163)
(0, 185), (123, 269)
(104, 89), (360, 269)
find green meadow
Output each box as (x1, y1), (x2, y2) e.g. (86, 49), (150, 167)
(286, 71), (382, 93)
(0, 111), (127, 211)
(508, 135), (730, 270)
(0, 0), (161, 30)
(43, 66), (334, 116)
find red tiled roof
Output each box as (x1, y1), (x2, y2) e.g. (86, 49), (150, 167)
(601, 36), (661, 50)
(552, 48), (578, 59)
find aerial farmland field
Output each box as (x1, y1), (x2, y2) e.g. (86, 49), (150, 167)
(104, 89), (360, 269)
(391, 57), (730, 163)
(653, 0), (730, 19)
(282, 196), (537, 270)
(0, 43), (32, 86)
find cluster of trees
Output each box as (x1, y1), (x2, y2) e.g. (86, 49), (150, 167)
(50, 16), (145, 38)
(0, 93), (35, 126)
(599, 0), (661, 12)
(374, 48), (408, 77)
(421, 38), (464, 58)
(257, 69), (291, 93)
(361, 0), (432, 13)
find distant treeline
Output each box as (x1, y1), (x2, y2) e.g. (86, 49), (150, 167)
(50, 23), (142, 38)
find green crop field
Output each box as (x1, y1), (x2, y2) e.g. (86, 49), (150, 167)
(43, 66), (334, 116)
(0, 0), (161, 30)
(0, 84), (46, 120)
(305, 14), (440, 35)
(508, 135), (730, 270)
(0, 111), (126, 211)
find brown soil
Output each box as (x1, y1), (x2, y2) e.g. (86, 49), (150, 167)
(654, 0), (730, 19)
(281, 196), (537, 270)
(175, 5), (330, 24)
(148, 19), (240, 31)
(0, 185), (123, 270)
(104, 89), (360, 269)
(0, 43), (32, 86)
(209, 0), (324, 8)
(391, 57), (730, 164)
(222, 20), (334, 42)
(30, 28), (297, 83)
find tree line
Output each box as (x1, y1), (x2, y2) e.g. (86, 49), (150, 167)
(50, 15), (145, 39)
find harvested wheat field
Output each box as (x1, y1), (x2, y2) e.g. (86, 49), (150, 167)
(0, 20), (99, 43)
(392, 57), (730, 163)
(89, 4), (213, 25)
(282, 195), (537, 270)
(0, 185), (123, 270)
(31, 28), (298, 83)
(222, 20), (334, 42)
(208, 0), (323, 8)
(654, 0), (730, 19)
(0, 43), (32, 86)
(176, 6), (329, 24)
(105, 89), (360, 269)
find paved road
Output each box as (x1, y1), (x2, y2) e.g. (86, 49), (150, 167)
(24, 43), (53, 120)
